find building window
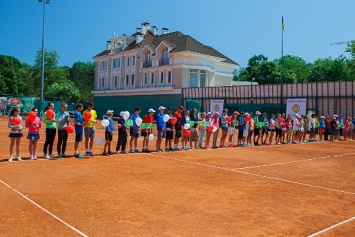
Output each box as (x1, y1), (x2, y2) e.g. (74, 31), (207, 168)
(101, 77), (105, 88)
(131, 75), (135, 86)
(143, 53), (152, 68)
(114, 75), (119, 87)
(126, 57), (130, 67)
(151, 72), (154, 85)
(200, 70), (206, 88)
(113, 58), (120, 68)
(167, 71), (172, 84)
(132, 56), (136, 66)
(100, 61), (107, 71)
(125, 75), (129, 86)
(189, 69), (198, 88)
(159, 48), (169, 66)
(160, 72), (164, 84)
(143, 73), (148, 85)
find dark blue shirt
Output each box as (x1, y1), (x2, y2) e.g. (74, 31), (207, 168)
(238, 117), (245, 130)
(118, 118), (127, 134)
(74, 111), (83, 134)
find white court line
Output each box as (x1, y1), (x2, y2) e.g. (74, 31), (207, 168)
(146, 154), (355, 196)
(307, 216), (355, 237)
(0, 179), (88, 237)
(234, 153), (355, 170)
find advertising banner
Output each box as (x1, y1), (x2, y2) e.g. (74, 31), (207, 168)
(210, 99), (224, 115)
(286, 98), (307, 119)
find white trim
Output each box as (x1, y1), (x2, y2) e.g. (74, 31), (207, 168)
(92, 87), (181, 96)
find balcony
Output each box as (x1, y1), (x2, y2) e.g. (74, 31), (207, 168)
(159, 58), (170, 66)
(142, 60), (152, 68)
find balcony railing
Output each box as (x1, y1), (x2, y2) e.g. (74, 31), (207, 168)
(142, 60), (152, 68)
(159, 58), (170, 66)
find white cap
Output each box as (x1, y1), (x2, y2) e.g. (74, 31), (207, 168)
(207, 112), (212, 115)
(120, 111), (124, 116)
(107, 110), (114, 114)
(158, 106), (166, 110)
(148, 108), (156, 113)
(334, 114), (338, 117)
(245, 113), (250, 116)
(320, 116), (325, 119)
(255, 111), (261, 115)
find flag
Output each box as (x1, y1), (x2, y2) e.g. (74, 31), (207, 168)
(282, 16), (285, 31)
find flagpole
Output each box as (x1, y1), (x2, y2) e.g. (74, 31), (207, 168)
(280, 16), (284, 106)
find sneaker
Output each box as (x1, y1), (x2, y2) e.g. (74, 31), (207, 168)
(30, 155), (35, 160)
(129, 149), (135, 153)
(85, 151), (90, 156)
(62, 154), (67, 158)
(74, 153), (83, 158)
(102, 152), (109, 156)
(15, 156), (22, 161)
(174, 147), (181, 151)
(195, 146), (200, 149)
(116, 151), (120, 154)
(141, 148), (147, 153)
(49, 154), (55, 159)
(121, 150), (128, 154)
(206, 145), (211, 149)
(107, 151), (114, 156)
(43, 154), (47, 159)
(277, 142), (281, 145)
(156, 149), (162, 153)
(183, 146), (188, 150)
(45, 154), (51, 159)
(269, 142), (273, 145)
(169, 148), (174, 151)
(89, 152), (94, 157)
(8, 156), (13, 162)
(57, 154), (63, 158)
(165, 148), (170, 152)
(33, 156), (37, 160)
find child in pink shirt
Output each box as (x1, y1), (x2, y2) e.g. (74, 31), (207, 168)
(25, 108), (42, 160)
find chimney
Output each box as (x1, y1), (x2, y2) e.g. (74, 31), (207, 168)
(152, 26), (158, 36)
(136, 34), (143, 44)
(136, 27), (141, 33)
(141, 22), (147, 35)
(106, 40), (111, 50)
(162, 27), (169, 35)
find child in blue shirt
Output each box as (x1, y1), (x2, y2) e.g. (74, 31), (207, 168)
(116, 111), (128, 154)
(103, 110), (115, 155)
(74, 103), (84, 158)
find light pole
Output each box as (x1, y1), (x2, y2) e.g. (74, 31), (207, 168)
(39, 0), (50, 116)
(251, 77), (255, 104)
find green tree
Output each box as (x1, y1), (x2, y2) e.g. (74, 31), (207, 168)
(0, 55), (27, 95)
(69, 61), (95, 102)
(275, 55), (310, 83)
(46, 81), (81, 102)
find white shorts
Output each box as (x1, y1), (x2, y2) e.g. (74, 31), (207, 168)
(243, 130), (248, 137)
(228, 127), (235, 135)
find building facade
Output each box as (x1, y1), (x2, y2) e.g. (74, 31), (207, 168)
(92, 22), (238, 116)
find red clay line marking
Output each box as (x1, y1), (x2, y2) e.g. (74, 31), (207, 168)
(0, 179), (89, 237)
(146, 154), (355, 196)
(234, 153), (355, 170)
(307, 215), (355, 237)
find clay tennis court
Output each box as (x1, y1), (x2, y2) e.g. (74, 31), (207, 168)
(0, 117), (354, 236)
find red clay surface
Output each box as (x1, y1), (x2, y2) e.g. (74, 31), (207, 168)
(0, 117), (354, 236)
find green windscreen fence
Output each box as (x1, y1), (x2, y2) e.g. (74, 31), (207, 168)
(185, 99), (202, 113)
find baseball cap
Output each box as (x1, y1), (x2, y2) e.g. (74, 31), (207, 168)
(207, 112), (212, 115)
(255, 111), (261, 115)
(158, 106), (166, 110)
(334, 114), (338, 117)
(245, 113), (250, 116)
(167, 106), (173, 110)
(240, 111), (244, 114)
(148, 108), (156, 113)
(107, 110), (114, 114)
(120, 111), (124, 116)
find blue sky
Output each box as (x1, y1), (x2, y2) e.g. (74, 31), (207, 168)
(0, 0), (354, 67)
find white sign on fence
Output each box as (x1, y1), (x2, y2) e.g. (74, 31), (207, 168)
(286, 98), (307, 119)
(210, 100), (224, 115)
